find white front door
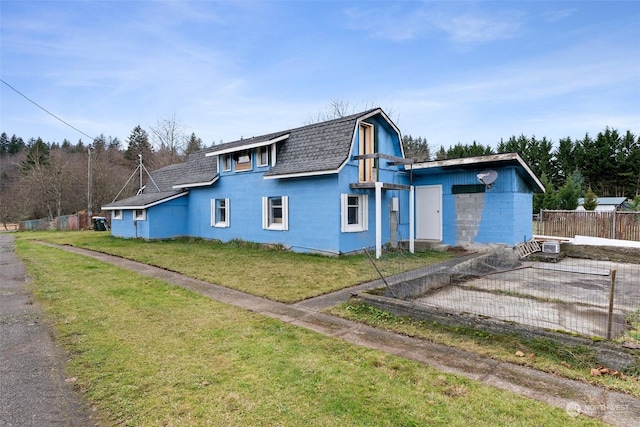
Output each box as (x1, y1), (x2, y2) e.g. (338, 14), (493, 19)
(416, 185), (442, 240)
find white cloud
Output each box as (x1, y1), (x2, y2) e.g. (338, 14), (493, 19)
(343, 3), (523, 43)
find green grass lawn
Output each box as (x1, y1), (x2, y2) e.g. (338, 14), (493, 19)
(16, 231), (449, 302)
(330, 300), (640, 398)
(15, 239), (603, 426)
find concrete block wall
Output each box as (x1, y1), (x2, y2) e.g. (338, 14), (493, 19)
(454, 193), (485, 244)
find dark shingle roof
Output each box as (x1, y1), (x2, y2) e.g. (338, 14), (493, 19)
(102, 190), (186, 209)
(172, 148), (219, 186)
(102, 147), (218, 209)
(265, 112), (367, 177)
(207, 108), (380, 177)
(147, 163), (187, 191)
(103, 108), (386, 209)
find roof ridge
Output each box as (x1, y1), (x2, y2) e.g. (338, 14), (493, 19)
(209, 107), (382, 151)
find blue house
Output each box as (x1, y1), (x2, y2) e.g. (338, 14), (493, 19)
(102, 109), (543, 256)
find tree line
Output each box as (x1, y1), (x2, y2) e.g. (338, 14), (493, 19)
(403, 127), (640, 212)
(2, 120), (638, 226)
(0, 119), (205, 226)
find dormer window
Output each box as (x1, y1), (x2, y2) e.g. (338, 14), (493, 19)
(257, 146), (270, 167)
(234, 149), (252, 171)
(222, 154), (232, 171)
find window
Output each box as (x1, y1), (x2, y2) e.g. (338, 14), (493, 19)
(257, 146), (269, 167)
(211, 198), (230, 227)
(134, 209), (146, 221)
(341, 194), (368, 232)
(262, 196), (288, 230)
(222, 154), (232, 171)
(358, 122), (375, 183)
(113, 210), (123, 220)
(234, 149), (252, 171)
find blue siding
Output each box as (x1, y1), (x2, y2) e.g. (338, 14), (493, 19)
(181, 117), (408, 254)
(187, 172), (343, 254)
(110, 197), (188, 240)
(147, 199), (188, 239)
(109, 112), (414, 254)
(414, 166), (535, 246)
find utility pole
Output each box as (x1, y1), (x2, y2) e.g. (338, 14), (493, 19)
(87, 145), (93, 218)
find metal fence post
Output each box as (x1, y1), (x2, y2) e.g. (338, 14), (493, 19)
(606, 268), (617, 340)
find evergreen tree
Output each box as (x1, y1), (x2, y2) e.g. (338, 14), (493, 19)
(21, 137), (49, 171)
(107, 136), (122, 150)
(446, 141), (494, 158)
(93, 134), (107, 152)
(582, 187), (598, 210)
(616, 130), (640, 199)
(627, 195), (640, 212)
(533, 173), (558, 213)
(556, 170), (583, 210)
(185, 133), (203, 156)
(124, 125), (153, 164)
(552, 137), (576, 187)
(0, 132), (8, 156)
(434, 146), (448, 160)
(8, 134), (26, 154)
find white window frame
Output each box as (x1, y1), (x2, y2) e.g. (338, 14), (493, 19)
(341, 194), (368, 232)
(222, 154), (232, 172)
(271, 144), (277, 166)
(262, 196), (288, 231)
(211, 198), (230, 228)
(257, 146), (269, 167)
(134, 209), (146, 221)
(112, 210), (123, 220)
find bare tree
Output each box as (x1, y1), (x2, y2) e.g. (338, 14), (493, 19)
(305, 99), (392, 124)
(149, 114), (187, 166)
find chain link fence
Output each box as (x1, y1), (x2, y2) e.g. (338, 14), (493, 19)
(367, 245), (640, 343)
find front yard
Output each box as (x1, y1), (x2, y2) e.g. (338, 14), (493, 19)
(11, 232), (605, 426)
(18, 231), (449, 303)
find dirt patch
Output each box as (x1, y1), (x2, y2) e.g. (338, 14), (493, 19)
(563, 244), (640, 265)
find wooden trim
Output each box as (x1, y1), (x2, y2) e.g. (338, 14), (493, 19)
(350, 182), (411, 191)
(353, 153), (413, 164)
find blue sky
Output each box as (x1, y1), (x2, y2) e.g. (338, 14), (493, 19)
(1, 1), (638, 151)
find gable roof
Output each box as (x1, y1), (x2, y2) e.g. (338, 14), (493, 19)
(411, 153), (545, 193)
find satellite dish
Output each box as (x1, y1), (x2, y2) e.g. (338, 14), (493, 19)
(477, 169), (498, 187)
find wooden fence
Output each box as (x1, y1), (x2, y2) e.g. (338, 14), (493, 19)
(19, 212), (109, 232)
(539, 210), (640, 241)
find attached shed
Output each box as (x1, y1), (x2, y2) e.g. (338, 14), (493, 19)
(411, 153), (544, 247)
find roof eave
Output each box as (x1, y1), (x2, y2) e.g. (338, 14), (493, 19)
(172, 175), (219, 189)
(101, 191), (189, 210)
(412, 153), (545, 193)
(205, 133), (290, 157)
(263, 169), (339, 180)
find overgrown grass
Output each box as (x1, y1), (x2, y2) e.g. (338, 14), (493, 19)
(15, 231), (449, 303)
(15, 240), (603, 426)
(329, 300), (640, 397)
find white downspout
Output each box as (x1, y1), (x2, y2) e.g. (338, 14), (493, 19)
(410, 185), (415, 254)
(375, 181), (382, 259)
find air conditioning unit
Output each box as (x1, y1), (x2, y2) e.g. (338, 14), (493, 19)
(541, 241), (560, 254)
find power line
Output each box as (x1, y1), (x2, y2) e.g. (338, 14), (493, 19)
(1, 78), (96, 141)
